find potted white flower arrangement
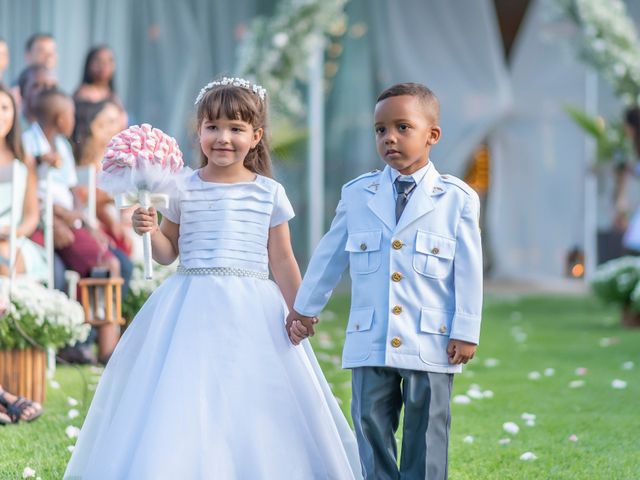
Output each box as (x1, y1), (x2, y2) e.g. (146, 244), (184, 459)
(591, 256), (640, 327)
(0, 277), (90, 403)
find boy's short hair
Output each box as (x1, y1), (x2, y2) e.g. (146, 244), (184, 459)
(377, 82), (440, 123)
(33, 88), (70, 125)
(25, 33), (54, 53)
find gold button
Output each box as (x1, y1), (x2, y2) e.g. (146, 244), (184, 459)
(431, 247), (440, 255)
(391, 337), (402, 348)
(360, 243), (367, 251)
(391, 272), (402, 282)
(392, 239), (403, 250)
(439, 325), (447, 334)
(392, 305), (402, 315)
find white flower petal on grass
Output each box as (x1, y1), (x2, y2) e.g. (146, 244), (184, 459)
(525, 419), (536, 427)
(65, 425), (81, 439)
(467, 389), (484, 400)
(568, 434), (579, 442)
(528, 371), (541, 380)
(599, 337), (619, 347)
(621, 361), (634, 370)
(503, 422), (519, 435)
(513, 332), (528, 343)
(575, 367), (588, 376)
(463, 435), (474, 444)
(544, 368), (555, 376)
(521, 413), (536, 421)
(67, 397), (79, 407)
(569, 380), (585, 388)
(520, 452), (537, 461)
(484, 358), (499, 367)
(67, 409), (79, 419)
(49, 380), (60, 389)
(67, 445), (75, 453)
(469, 383), (482, 391)
(611, 379), (628, 389)
(89, 366), (103, 374)
(22, 467), (36, 478)
(453, 395), (471, 405)
(498, 438), (511, 445)
(483, 390), (494, 399)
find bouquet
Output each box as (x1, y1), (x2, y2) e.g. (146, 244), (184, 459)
(100, 124), (184, 279)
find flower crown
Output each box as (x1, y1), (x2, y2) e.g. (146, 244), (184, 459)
(194, 77), (267, 105)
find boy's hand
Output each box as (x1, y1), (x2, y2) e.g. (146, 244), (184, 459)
(285, 310), (318, 345)
(447, 339), (477, 365)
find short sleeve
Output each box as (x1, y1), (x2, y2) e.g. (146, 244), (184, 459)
(158, 190), (181, 224)
(270, 183), (295, 227)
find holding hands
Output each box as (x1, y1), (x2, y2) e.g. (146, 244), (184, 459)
(132, 206), (159, 236)
(286, 310), (319, 345)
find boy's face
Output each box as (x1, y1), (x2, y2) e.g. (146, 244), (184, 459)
(374, 95), (441, 175)
(57, 98), (75, 138)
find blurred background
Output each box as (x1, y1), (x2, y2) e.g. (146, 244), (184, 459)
(2, 0), (640, 281)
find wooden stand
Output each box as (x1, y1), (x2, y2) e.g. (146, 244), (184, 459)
(0, 348), (47, 404)
(78, 277), (125, 326)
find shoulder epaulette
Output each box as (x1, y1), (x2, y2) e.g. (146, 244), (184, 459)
(440, 174), (475, 196)
(343, 169), (381, 188)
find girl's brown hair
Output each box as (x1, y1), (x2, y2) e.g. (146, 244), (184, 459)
(196, 83), (272, 177)
(625, 106), (640, 157)
(0, 84), (25, 163)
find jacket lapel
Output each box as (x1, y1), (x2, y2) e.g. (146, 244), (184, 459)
(367, 166), (396, 231)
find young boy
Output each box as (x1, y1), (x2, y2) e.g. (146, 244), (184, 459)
(288, 83), (482, 479)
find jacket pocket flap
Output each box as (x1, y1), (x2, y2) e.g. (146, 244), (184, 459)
(415, 231), (456, 259)
(420, 307), (452, 336)
(346, 230), (382, 253)
(347, 307), (374, 333)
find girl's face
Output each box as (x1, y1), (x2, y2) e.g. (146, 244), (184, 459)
(90, 103), (122, 147)
(199, 115), (263, 170)
(0, 91), (15, 140)
(89, 49), (115, 83)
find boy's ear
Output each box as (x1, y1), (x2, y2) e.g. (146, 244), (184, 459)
(428, 126), (442, 145)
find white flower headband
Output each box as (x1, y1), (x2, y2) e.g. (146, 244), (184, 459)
(194, 77), (267, 105)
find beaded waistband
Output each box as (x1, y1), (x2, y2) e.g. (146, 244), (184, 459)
(176, 265), (269, 279)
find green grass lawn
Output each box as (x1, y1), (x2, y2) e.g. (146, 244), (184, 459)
(1, 294), (639, 479)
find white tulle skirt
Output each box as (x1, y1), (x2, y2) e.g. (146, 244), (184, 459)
(64, 274), (361, 479)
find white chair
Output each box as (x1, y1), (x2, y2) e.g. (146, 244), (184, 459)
(75, 164), (97, 229)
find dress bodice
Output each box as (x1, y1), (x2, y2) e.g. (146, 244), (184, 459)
(161, 170), (294, 273)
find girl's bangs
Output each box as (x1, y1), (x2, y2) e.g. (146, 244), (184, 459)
(200, 87), (257, 125)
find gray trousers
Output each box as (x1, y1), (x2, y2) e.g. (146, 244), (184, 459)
(351, 367), (454, 480)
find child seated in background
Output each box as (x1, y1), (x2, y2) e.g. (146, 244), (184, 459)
(23, 89), (125, 364)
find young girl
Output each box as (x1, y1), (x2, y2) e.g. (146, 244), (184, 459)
(64, 78), (361, 479)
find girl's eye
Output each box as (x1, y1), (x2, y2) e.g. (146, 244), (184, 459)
(398, 124), (409, 131)
(207, 125), (217, 130)
(375, 127), (385, 135)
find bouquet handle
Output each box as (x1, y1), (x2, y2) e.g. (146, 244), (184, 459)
(138, 189), (154, 279)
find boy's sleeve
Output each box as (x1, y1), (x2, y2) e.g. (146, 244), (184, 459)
(294, 195), (349, 317)
(450, 192), (483, 344)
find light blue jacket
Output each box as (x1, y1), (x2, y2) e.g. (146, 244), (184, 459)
(294, 164), (483, 373)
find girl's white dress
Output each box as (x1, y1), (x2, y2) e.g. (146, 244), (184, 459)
(65, 171), (361, 480)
